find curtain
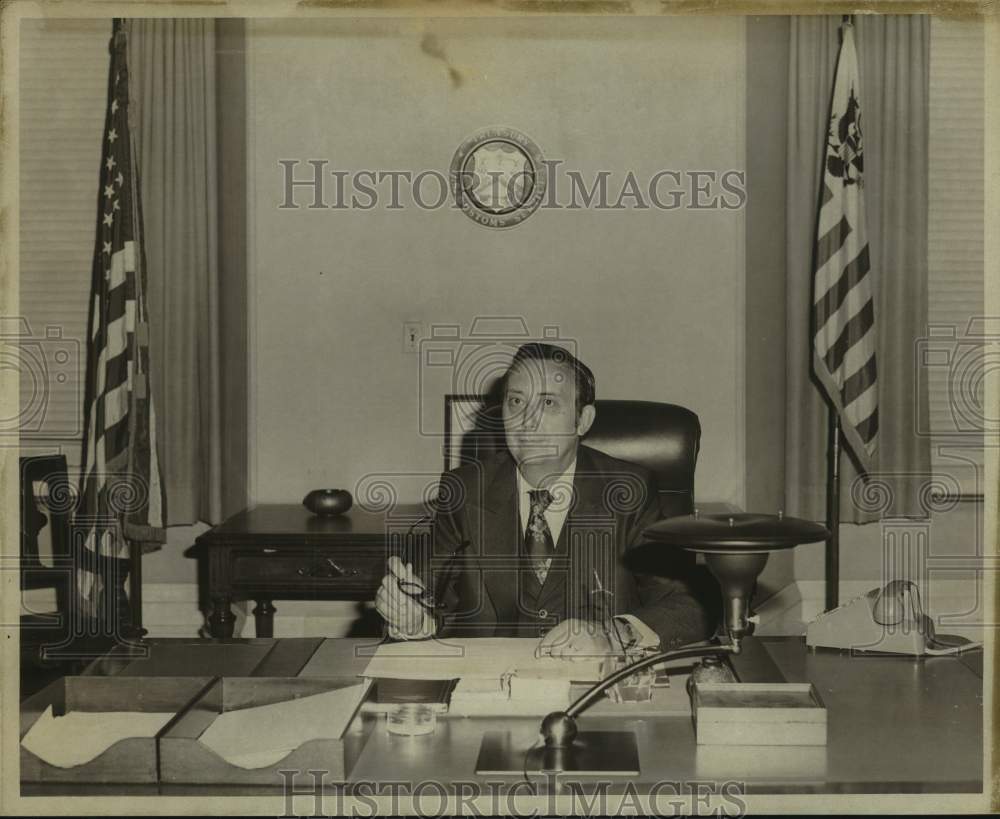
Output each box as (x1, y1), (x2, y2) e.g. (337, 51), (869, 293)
(786, 16), (931, 523)
(126, 20), (224, 525)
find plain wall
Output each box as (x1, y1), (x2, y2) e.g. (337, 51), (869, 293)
(745, 15), (792, 597)
(247, 16), (748, 509)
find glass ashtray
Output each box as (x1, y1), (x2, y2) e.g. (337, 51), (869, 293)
(601, 653), (656, 703)
(386, 703), (437, 736)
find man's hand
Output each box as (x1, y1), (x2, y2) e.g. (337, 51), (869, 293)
(537, 618), (613, 661)
(374, 556), (437, 640)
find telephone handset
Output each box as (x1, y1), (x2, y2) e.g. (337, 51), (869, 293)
(806, 579), (981, 655)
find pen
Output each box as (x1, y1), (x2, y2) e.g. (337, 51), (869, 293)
(592, 569), (628, 658)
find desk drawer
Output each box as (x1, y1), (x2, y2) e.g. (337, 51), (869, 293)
(230, 548), (384, 592)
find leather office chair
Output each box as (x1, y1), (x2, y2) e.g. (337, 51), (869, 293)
(583, 400), (719, 630)
(584, 399), (699, 520)
(451, 397), (701, 520)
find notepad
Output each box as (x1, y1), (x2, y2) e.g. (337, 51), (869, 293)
(360, 638), (605, 683)
(21, 706), (175, 769)
(197, 683), (367, 769)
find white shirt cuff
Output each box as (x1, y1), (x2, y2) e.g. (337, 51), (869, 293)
(612, 614), (660, 650)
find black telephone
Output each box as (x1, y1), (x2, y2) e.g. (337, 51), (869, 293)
(806, 580), (981, 655)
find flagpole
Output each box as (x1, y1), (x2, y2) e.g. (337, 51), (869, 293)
(825, 407), (841, 611)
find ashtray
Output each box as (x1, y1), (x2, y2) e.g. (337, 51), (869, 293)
(386, 703), (437, 736)
(303, 488), (353, 517)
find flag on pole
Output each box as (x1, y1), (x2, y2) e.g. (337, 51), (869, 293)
(77, 20), (165, 619)
(811, 20), (878, 475)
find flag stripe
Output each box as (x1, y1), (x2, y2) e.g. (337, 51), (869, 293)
(104, 348), (129, 391)
(812, 244), (871, 331)
(856, 406), (879, 443)
(823, 298), (874, 375)
(105, 279), (129, 326)
(814, 215), (853, 274)
(814, 264), (872, 360)
(102, 379), (130, 429)
(842, 373), (878, 427)
(840, 352), (878, 406)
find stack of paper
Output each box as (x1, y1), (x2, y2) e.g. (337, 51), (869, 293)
(449, 677), (508, 716)
(360, 638), (604, 683)
(21, 706), (175, 768)
(449, 674), (572, 717)
(198, 683), (367, 769)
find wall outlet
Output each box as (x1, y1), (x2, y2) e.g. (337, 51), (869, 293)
(403, 321), (422, 353)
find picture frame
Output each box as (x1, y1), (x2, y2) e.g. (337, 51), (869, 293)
(443, 394), (506, 471)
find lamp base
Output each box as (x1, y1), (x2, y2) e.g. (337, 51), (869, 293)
(475, 730), (639, 776)
(726, 635), (786, 683)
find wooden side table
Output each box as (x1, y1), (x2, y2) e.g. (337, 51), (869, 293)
(197, 504), (429, 638)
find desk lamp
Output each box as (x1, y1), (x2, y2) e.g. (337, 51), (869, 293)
(476, 512), (828, 775)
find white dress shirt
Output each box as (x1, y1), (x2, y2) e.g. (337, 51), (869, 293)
(515, 460), (659, 650)
(515, 459), (576, 548)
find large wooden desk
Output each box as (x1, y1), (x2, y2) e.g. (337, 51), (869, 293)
(24, 636), (984, 796)
(197, 504), (428, 638)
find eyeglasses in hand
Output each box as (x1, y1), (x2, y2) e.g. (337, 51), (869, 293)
(394, 541), (470, 612)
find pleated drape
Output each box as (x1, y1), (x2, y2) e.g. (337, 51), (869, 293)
(126, 19), (224, 525)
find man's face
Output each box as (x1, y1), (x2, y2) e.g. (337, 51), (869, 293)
(502, 358), (591, 469)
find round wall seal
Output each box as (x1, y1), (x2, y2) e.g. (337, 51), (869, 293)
(450, 127), (546, 229)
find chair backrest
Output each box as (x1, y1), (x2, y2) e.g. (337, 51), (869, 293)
(584, 400), (700, 519)
(447, 397), (700, 520)
(20, 455), (72, 596)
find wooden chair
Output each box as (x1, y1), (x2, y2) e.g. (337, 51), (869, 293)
(19, 455), (115, 694)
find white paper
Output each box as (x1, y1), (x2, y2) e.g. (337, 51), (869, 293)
(21, 706), (175, 768)
(361, 638), (604, 683)
(449, 675), (572, 717)
(198, 684), (366, 770)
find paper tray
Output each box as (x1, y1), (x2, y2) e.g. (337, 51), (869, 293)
(159, 676), (375, 785)
(20, 675), (214, 784)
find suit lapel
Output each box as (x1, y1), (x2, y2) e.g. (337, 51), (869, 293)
(539, 447), (610, 614)
(479, 453), (520, 626)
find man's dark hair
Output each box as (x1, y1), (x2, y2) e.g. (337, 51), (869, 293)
(505, 342), (596, 416)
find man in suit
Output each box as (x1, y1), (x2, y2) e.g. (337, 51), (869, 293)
(375, 343), (714, 657)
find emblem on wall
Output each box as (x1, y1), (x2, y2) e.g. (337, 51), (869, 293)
(450, 127), (546, 229)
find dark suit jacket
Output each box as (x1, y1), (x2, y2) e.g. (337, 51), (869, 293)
(428, 444), (714, 649)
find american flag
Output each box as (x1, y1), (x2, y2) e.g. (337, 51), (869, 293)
(77, 20), (165, 619)
(811, 20), (878, 474)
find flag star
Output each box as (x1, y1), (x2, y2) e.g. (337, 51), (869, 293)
(111, 99), (119, 114)
(107, 128), (118, 144)
(105, 156), (116, 171)
(116, 172), (124, 186)
(112, 199), (120, 211)
(103, 241), (112, 255)
(104, 184), (115, 199)
(103, 212), (114, 227)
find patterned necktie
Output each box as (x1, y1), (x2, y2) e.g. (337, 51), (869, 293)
(525, 489), (555, 585)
